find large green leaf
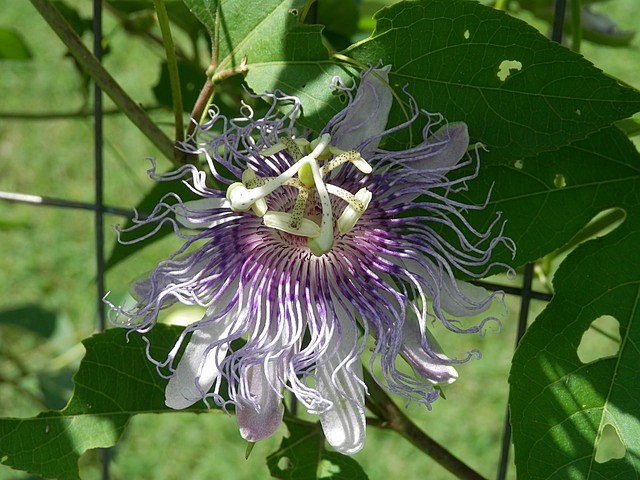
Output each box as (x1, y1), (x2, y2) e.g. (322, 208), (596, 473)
(509, 147), (640, 475)
(267, 420), (369, 480)
(346, 0), (640, 162)
(0, 325), (207, 480)
(181, 0), (351, 131)
(453, 125), (640, 267)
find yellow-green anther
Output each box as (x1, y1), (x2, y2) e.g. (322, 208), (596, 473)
(281, 137), (303, 161)
(228, 159), (308, 211)
(309, 136), (333, 160)
(325, 184), (364, 211)
(289, 188), (309, 229)
(259, 143), (287, 157)
(294, 137), (311, 153)
(349, 153), (373, 174)
(321, 150), (372, 176)
(242, 169), (271, 189)
(242, 169), (268, 215)
(261, 137), (310, 159)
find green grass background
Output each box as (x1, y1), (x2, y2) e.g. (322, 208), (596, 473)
(0, 0), (638, 478)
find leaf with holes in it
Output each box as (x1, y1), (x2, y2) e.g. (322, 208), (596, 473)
(346, 0), (640, 162)
(267, 420), (369, 480)
(509, 206), (640, 475)
(0, 325), (205, 480)
(445, 125), (640, 268)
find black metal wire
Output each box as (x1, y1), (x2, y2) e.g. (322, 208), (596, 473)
(552, 0), (568, 43)
(496, 263), (537, 480)
(93, 0), (105, 332)
(93, 0), (109, 478)
(0, 191), (136, 218)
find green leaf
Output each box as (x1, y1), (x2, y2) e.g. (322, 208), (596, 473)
(182, 0), (351, 132)
(509, 149), (640, 475)
(453, 125), (640, 268)
(0, 28), (32, 59)
(0, 325), (204, 480)
(181, 0), (219, 37)
(267, 420), (369, 480)
(184, 0), (640, 158)
(346, 0), (640, 162)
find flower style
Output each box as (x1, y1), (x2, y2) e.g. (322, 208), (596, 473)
(111, 67), (514, 455)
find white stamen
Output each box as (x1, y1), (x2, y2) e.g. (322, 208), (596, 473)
(336, 188), (372, 234)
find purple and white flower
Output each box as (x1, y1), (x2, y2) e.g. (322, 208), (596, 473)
(111, 67), (514, 455)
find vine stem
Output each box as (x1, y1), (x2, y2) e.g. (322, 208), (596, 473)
(185, 0), (220, 143)
(152, 0), (184, 143)
(363, 369), (488, 480)
(186, 78), (215, 141)
(29, 0), (175, 161)
(570, 0), (582, 52)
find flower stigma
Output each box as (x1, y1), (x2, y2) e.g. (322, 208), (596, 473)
(225, 132), (373, 256)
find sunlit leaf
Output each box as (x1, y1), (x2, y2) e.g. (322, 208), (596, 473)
(181, 0), (349, 131)
(0, 325), (206, 480)
(196, 0), (639, 159)
(509, 136), (640, 477)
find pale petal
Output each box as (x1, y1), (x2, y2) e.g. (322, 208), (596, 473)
(333, 66), (393, 155)
(237, 361), (285, 442)
(174, 198), (232, 229)
(165, 314), (235, 409)
(400, 317), (458, 385)
(417, 122), (469, 170)
(317, 311), (366, 455)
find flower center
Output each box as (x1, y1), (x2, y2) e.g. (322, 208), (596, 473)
(226, 133), (373, 256)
